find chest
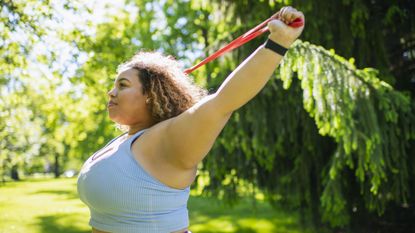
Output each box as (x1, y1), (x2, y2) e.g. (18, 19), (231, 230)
(77, 143), (189, 214)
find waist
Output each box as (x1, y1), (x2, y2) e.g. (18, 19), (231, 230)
(89, 207), (189, 233)
(92, 227), (191, 233)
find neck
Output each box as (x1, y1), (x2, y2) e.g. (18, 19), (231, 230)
(127, 124), (150, 137)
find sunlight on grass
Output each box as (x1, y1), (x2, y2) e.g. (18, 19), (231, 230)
(0, 178), (311, 233)
(187, 194), (310, 233)
(0, 178), (90, 233)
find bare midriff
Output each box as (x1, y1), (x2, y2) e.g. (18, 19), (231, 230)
(92, 227), (189, 233)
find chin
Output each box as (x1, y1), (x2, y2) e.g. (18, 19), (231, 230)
(108, 111), (120, 122)
(108, 115), (130, 126)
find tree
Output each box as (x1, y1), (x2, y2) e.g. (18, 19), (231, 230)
(0, 0), (54, 180)
(192, 1), (415, 232)
(0, 0), (123, 178)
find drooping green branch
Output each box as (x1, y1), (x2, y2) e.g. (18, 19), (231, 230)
(279, 40), (415, 224)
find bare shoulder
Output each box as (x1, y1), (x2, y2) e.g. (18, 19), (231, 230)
(130, 94), (231, 188)
(151, 94), (231, 168)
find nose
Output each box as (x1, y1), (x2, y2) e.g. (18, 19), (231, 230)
(108, 87), (117, 97)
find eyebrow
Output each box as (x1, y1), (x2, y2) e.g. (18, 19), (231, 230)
(114, 77), (131, 84)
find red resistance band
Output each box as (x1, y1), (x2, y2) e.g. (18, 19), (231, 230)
(184, 17), (304, 74)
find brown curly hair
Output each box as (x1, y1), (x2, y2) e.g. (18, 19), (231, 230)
(117, 51), (207, 125)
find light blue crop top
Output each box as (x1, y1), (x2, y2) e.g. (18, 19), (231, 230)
(77, 130), (190, 233)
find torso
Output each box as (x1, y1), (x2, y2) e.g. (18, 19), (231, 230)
(80, 130), (195, 233)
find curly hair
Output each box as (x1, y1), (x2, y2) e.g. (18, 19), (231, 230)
(117, 51), (207, 125)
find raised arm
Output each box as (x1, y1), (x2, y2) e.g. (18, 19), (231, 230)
(155, 7), (305, 170)
(214, 7), (304, 115)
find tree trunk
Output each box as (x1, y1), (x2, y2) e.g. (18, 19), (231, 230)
(10, 165), (19, 181)
(54, 153), (60, 178)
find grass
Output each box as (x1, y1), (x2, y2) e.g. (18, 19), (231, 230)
(0, 178), (311, 233)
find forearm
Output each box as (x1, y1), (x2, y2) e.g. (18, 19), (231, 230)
(214, 43), (284, 115)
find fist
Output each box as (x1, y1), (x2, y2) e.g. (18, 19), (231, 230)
(268, 6), (305, 48)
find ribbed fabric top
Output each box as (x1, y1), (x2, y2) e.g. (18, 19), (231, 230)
(77, 130), (190, 233)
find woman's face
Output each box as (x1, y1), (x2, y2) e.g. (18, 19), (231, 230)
(107, 68), (152, 128)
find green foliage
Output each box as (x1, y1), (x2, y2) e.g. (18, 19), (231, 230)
(197, 1), (415, 230)
(0, 0), (120, 178)
(281, 41), (414, 225)
(202, 41), (415, 226)
(0, 0), (54, 179)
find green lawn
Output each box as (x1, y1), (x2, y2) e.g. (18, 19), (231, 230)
(0, 178), (311, 233)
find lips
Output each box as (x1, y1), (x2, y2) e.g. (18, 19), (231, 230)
(107, 100), (117, 107)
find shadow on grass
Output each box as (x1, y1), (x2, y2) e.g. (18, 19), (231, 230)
(32, 189), (80, 200)
(35, 214), (90, 233)
(36, 212), (260, 233)
(0, 180), (22, 188)
(188, 195), (303, 233)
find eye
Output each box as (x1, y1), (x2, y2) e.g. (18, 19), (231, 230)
(118, 82), (127, 88)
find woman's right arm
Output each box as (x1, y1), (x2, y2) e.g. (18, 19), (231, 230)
(211, 7), (304, 115)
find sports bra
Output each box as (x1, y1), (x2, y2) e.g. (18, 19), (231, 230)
(77, 129), (190, 233)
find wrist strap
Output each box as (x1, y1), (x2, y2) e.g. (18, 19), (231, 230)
(264, 39), (288, 56)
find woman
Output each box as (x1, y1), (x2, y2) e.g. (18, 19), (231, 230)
(77, 6), (304, 233)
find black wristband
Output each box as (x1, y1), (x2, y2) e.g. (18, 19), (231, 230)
(264, 39), (288, 56)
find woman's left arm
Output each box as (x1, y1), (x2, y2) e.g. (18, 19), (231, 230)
(153, 7), (304, 170)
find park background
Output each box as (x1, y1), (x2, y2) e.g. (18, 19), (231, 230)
(1, 0), (414, 232)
